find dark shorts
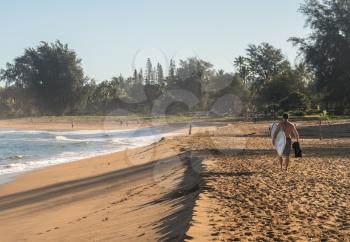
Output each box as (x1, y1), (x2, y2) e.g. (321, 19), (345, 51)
(283, 138), (292, 156)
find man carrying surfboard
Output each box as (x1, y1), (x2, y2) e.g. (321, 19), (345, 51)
(272, 113), (300, 171)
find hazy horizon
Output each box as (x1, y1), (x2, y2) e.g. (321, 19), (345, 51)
(1, 0), (309, 81)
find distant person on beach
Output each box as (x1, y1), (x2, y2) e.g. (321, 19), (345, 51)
(253, 113), (257, 123)
(272, 113), (300, 171)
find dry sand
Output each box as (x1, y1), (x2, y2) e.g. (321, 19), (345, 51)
(0, 120), (350, 241)
(186, 122), (350, 241)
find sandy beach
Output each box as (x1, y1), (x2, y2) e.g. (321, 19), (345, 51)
(0, 120), (350, 241)
(0, 117), (219, 131)
(0, 117), (156, 130)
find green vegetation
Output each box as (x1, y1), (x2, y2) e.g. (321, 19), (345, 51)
(290, 0), (350, 115)
(0, 0), (349, 119)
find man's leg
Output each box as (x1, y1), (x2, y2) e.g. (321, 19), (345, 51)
(284, 138), (292, 171)
(279, 156), (283, 171)
(285, 156), (290, 171)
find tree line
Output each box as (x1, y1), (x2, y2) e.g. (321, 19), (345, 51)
(0, 0), (349, 118)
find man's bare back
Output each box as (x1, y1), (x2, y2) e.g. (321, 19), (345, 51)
(277, 120), (299, 141)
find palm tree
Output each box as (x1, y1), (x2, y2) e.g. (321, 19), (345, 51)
(234, 56), (248, 85)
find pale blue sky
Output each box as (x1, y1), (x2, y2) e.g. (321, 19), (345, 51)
(0, 0), (309, 81)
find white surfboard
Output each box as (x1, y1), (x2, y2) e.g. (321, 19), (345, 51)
(270, 122), (286, 157)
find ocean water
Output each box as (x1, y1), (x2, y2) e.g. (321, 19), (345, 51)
(0, 127), (165, 182)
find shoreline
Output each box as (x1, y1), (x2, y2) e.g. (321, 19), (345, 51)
(0, 120), (220, 186)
